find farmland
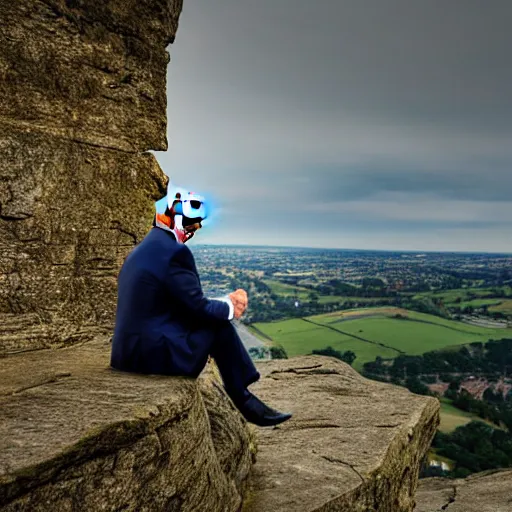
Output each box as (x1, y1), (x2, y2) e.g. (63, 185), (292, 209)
(262, 279), (388, 305)
(253, 307), (512, 371)
(438, 399), (483, 433)
(489, 299), (512, 315)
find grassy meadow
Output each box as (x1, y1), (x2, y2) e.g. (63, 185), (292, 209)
(489, 299), (512, 315)
(262, 279), (383, 305)
(253, 307), (512, 371)
(251, 300), (512, 433)
(413, 286), (512, 307)
(262, 279), (311, 299)
(438, 398), (505, 433)
(438, 400), (477, 433)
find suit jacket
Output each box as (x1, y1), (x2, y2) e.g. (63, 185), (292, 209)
(110, 227), (230, 375)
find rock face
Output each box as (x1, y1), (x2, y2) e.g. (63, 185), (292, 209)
(1, 348), (443, 511)
(0, 0), (182, 354)
(243, 356), (440, 512)
(0, 338), (254, 511)
(415, 469), (512, 512)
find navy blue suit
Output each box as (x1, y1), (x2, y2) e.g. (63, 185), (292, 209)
(111, 227), (259, 403)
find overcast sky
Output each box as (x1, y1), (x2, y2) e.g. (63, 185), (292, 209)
(155, 0), (512, 252)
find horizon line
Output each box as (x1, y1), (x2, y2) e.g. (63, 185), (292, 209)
(191, 242), (512, 256)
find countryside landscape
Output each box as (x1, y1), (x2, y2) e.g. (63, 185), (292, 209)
(192, 244), (512, 477)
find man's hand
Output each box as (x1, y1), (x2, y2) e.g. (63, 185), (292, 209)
(229, 289), (248, 319)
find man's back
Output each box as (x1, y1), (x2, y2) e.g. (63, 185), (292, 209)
(111, 227), (229, 375)
(111, 228), (187, 374)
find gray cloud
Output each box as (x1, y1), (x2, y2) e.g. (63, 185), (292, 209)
(156, 0), (512, 252)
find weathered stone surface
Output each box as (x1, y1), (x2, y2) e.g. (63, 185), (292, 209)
(0, 338), (254, 511)
(0, 125), (166, 353)
(0, 0), (182, 152)
(243, 356), (440, 512)
(0, 0), (181, 351)
(415, 469), (512, 512)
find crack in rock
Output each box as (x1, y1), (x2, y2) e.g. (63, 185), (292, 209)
(321, 455), (365, 485)
(440, 485), (457, 510)
(268, 364), (323, 375)
(12, 372), (72, 394)
(290, 423), (342, 430)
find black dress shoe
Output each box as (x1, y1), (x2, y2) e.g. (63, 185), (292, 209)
(239, 394), (292, 427)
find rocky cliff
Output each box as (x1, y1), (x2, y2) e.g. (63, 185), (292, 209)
(0, 3), (443, 511)
(0, 338), (254, 511)
(415, 469), (512, 512)
(0, 0), (181, 354)
(1, 345), (439, 511)
(243, 356), (440, 512)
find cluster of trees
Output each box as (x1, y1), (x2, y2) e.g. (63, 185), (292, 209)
(363, 339), (512, 383)
(223, 272), (511, 324)
(451, 305), (509, 321)
(311, 346), (357, 366)
(315, 278), (392, 298)
(432, 421), (512, 477)
(399, 297), (450, 318)
(225, 274), (346, 323)
(245, 295), (341, 323)
(248, 345), (288, 360)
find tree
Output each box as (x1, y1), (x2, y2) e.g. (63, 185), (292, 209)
(312, 346), (357, 366)
(405, 376), (431, 396)
(340, 350), (357, 366)
(270, 345), (288, 359)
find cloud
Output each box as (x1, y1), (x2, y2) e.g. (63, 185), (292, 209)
(156, 0), (512, 252)
(304, 193), (512, 224)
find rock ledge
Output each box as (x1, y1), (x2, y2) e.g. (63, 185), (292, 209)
(416, 469), (512, 512)
(0, 338), (253, 511)
(246, 356), (440, 512)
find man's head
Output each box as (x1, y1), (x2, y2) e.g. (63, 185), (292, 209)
(172, 191), (207, 242)
(154, 186), (209, 244)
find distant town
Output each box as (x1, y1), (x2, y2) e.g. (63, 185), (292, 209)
(191, 244), (512, 326)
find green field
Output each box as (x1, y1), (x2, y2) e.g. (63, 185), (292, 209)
(438, 398), (503, 433)
(263, 280), (384, 305)
(253, 307), (512, 371)
(263, 280), (311, 298)
(414, 286), (512, 304)
(262, 284), (512, 315)
(449, 298), (503, 308)
(489, 299), (512, 315)
(252, 308), (511, 436)
(438, 400), (475, 433)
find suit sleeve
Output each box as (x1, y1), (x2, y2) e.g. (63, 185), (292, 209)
(165, 246), (231, 321)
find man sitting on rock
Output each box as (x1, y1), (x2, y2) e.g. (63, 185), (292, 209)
(110, 184), (291, 427)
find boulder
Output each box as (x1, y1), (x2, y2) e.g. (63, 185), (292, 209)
(415, 469), (512, 512)
(243, 356), (440, 512)
(1, 349), (443, 511)
(0, 337), (254, 511)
